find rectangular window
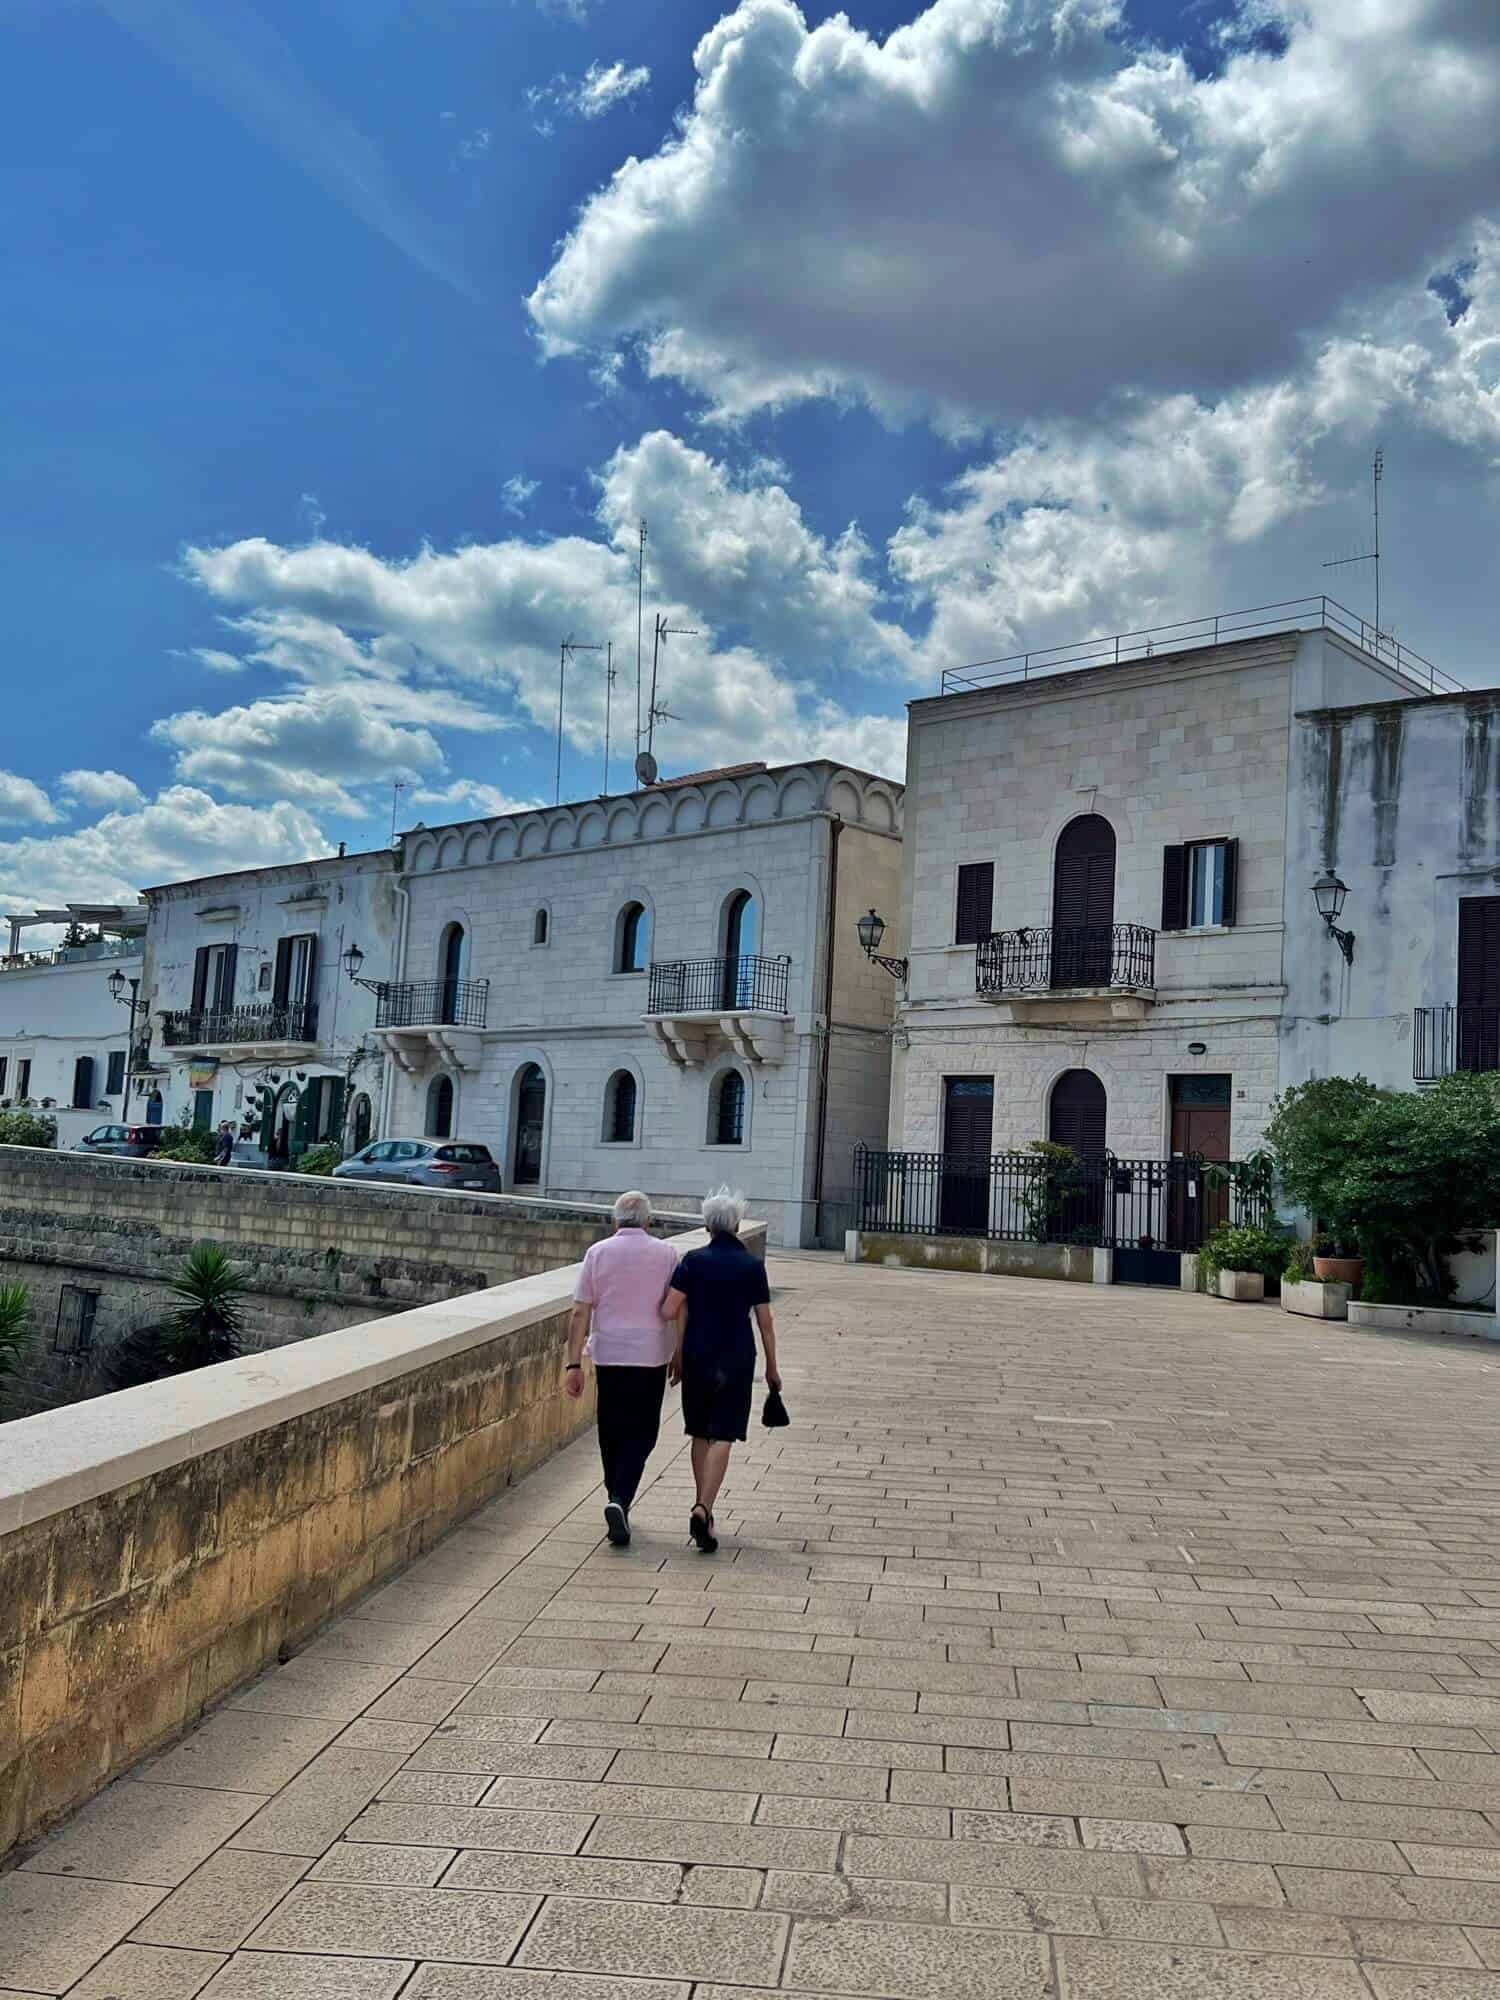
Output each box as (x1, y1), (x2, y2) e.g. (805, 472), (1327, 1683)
(1163, 839), (1239, 930)
(106, 1050), (126, 1096)
(1188, 842), (1226, 928)
(0, 1057), (8, 1095)
(954, 863), (995, 946)
(18, 1058), (32, 1098)
(73, 1055), (96, 1109)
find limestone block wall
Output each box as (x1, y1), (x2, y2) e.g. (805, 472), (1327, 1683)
(0, 1147), (697, 1354)
(0, 1221), (762, 1859)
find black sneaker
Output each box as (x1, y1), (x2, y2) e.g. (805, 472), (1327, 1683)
(604, 1500), (630, 1547)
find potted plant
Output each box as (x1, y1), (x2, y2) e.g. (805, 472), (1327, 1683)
(1200, 1221), (1292, 1303)
(1311, 1231), (1364, 1290)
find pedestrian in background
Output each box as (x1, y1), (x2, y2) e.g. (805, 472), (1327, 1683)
(666, 1187), (780, 1554)
(213, 1121), (235, 1167)
(565, 1190), (679, 1547)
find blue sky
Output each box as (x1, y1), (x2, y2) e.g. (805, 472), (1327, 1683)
(1, 0), (1497, 909)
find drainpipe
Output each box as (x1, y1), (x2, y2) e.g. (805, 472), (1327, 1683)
(810, 814), (843, 1244)
(379, 875), (410, 1139)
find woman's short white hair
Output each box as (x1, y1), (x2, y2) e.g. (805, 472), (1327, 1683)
(612, 1189), (653, 1227)
(702, 1186), (746, 1236)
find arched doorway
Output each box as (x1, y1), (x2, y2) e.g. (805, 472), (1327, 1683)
(721, 889), (758, 1006)
(1048, 1067), (1107, 1241)
(513, 1063), (545, 1185)
(351, 1092), (373, 1153)
(1052, 815), (1116, 987)
(439, 923), (466, 1024)
(426, 1073), (455, 1139)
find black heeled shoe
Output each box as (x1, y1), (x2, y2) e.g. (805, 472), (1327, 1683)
(689, 1503), (718, 1554)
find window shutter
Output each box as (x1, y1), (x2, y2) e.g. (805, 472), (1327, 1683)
(211, 945), (239, 1011)
(1458, 897), (1500, 1007)
(1220, 839), (1240, 928)
(954, 863), (994, 946)
(72, 1055), (95, 1109)
(302, 935), (319, 1014)
(191, 946), (210, 1012)
(325, 1077), (346, 1146)
(1160, 846), (1188, 931)
(272, 939), (292, 1007)
(106, 1050), (126, 1095)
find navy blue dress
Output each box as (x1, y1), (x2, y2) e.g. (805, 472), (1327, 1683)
(675, 1235), (771, 1442)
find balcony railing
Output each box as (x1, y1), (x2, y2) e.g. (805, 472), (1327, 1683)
(1414, 1005), (1500, 1082)
(161, 1002), (319, 1048)
(977, 924), (1156, 996)
(375, 978), (489, 1031)
(646, 955), (791, 1015)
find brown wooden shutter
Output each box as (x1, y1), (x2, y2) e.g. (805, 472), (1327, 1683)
(72, 1055), (95, 1109)
(942, 1077), (994, 1158)
(218, 944), (239, 1010)
(1054, 816), (1116, 929)
(272, 939), (292, 1007)
(954, 863), (994, 945)
(1048, 1068), (1107, 1155)
(1220, 839), (1240, 927)
(1458, 897), (1500, 1007)
(1160, 846), (1188, 931)
(191, 946), (210, 1012)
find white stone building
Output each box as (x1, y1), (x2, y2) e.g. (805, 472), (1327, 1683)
(140, 849), (398, 1157)
(0, 907), (147, 1146)
(887, 607), (1454, 1205)
(361, 761), (903, 1245)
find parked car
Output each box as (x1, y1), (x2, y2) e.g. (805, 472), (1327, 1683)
(74, 1123), (169, 1159)
(332, 1139), (502, 1192)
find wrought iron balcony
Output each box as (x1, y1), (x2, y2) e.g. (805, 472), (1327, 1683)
(646, 954), (791, 1016)
(374, 977), (489, 1031)
(1414, 1005), (1500, 1082)
(977, 923), (1156, 996)
(161, 1002), (319, 1049)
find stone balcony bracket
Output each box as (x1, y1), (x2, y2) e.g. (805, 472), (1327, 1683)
(644, 1010), (788, 1068)
(992, 987), (1156, 1026)
(373, 1025), (485, 1074)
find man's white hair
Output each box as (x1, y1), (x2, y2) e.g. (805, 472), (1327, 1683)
(612, 1189), (653, 1227)
(702, 1186), (746, 1235)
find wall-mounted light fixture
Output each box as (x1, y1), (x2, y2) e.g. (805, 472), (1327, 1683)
(341, 941), (387, 996)
(1312, 871), (1355, 965)
(855, 909), (907, 983)
(1187, 1041), (1207, 1056)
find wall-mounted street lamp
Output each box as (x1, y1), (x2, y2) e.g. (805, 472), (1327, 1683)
(106, 966), (145, 1108)
(341, 941), (387, 996)
(1312, 871), (1355, 965)
(856, 909), (908, 984)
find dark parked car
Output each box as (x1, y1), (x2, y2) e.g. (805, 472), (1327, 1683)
(332, 1139), (502, 1192)
(74, 1123), (169, 1159)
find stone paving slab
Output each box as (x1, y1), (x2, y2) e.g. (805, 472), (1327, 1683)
(15, 1256), (1500, 1995)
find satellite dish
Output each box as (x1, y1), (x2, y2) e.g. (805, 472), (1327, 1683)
(634, 750), (659, 787)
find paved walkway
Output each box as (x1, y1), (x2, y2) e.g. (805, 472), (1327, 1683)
(6, 1258), (1500, 1999)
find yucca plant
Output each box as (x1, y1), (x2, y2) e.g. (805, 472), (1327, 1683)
(0, 1282), (32, 1387)
(164, 1244), (248, 1368)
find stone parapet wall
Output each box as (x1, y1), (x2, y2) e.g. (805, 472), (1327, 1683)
(0, 1146), (698, 1352)
(0, 1220), (762, 1860)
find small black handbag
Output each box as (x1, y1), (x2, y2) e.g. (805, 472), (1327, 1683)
(762, 1385), (791, 1428)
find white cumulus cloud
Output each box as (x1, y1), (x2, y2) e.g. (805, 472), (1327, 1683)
(0, 772), (59, 827)
(58, 769), (145, 811)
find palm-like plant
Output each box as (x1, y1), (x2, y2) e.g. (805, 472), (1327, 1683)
(164, 1244), (248, 1368)
(0, 1281), (32, 1388)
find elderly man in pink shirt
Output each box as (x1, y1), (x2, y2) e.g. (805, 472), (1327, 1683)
(565, 1190), (681, 1546)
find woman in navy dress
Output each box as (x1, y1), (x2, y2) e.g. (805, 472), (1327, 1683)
(666, 1188), (781, 1553)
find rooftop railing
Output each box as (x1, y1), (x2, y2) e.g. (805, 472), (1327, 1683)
(939, 595), (1461, 699)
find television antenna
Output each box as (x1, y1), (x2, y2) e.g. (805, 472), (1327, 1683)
(635, 519), (647, 754)
(646, 613), (698, 758)
(602, 640), (617, 794)
(634, 748), (658, 788)
(390, 778), (409, 845)
(1323, 447), (1385, 645)
(555, 635), (603, 805)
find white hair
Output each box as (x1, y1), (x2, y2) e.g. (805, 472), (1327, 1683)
(702, 1186), (746, 1236)
(612, 1189), (653, 1227)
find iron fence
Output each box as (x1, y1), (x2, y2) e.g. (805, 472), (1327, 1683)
(1414, 1005), (1500, 1082)
(374, 978), (489, 1030)
(647, 954), (791, 1014)
(977, 924), (1156, 994)
(939, 595), (1461, 698)
(853, 1144), (1268, 1252)
(161, 1002), (319, 1047)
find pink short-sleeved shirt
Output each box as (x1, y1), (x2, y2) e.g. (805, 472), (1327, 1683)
(573, 1227), (681, 1367)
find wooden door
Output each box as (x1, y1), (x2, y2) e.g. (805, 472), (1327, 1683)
(1048, 1068), (1106, 1240)
(940, 1077), (993, 1233)
(513, 1064), (545, 1185)
(1052, 817), (1115, 986)
(1458, 897), (1500, 1071)
(1169, 1074), (1231, 1242)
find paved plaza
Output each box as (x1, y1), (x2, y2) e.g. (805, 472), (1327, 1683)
(7, 1256), (1500, 1998)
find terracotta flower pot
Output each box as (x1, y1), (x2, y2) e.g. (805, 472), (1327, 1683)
(1313, 1255), (1364, 1288)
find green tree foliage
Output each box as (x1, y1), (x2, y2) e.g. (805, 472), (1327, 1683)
(0, 1108), (57, 1149)
(293, 1143), (342, 1177)
(155, 1124), (218, 1164)
(0, 1282), (32, 1388)
(103, 1243), (249, 1389)
(1263, 1076), (1389, 1232)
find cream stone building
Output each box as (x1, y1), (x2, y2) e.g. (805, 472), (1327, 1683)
(356, 760), (903, 1246)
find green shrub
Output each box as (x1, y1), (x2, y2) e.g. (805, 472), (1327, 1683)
(0, 1108), (57, 1149)
(103, 1244), (248, 1389)
(1283, 1239), (1316, 1284)
(1200, 1220), (1293, 1290)
(155, 1125), (218, 1164)
(0, 1282), (32, 1387)
(294, 1143), (343, 1177)
(1264, 1076), (1388, 1239)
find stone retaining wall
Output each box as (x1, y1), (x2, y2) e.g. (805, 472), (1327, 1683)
(846, 1228), (1095, 1283)
(0, 1220), (764, 1860)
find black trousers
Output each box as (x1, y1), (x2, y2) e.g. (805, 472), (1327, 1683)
(594, 1363), (668, 1510)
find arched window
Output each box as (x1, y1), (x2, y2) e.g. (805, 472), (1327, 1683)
(533, 908), (549, 947)
(721, 889), (759, 1006)
(438, 923), (467, 1023)
(711, 1068), (747, 1147)
(615, 901), (648, 974)
(513, 1063), (546, 1185)
(351, 1092), (373, 1152)
(604, 1069), (637, 1144)
(426, 1074), (455, 1139)
(1048, 1068), (1107, 1155)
